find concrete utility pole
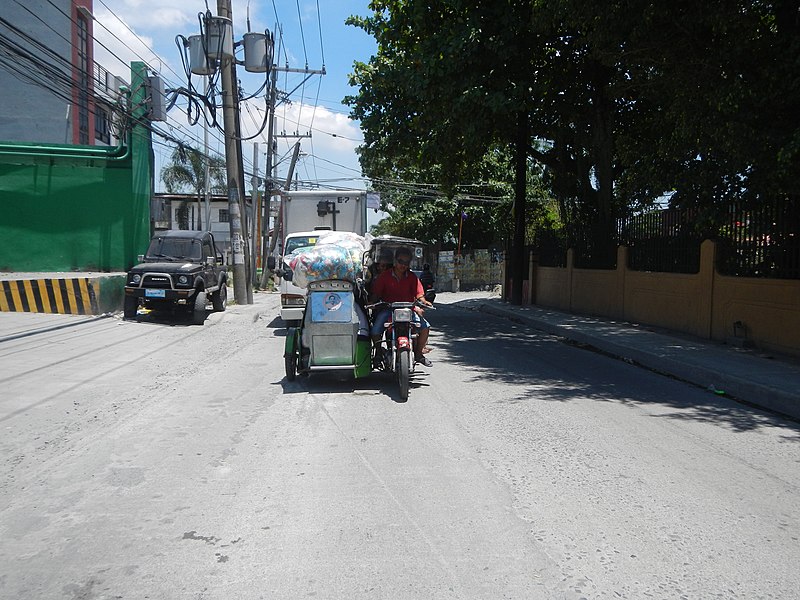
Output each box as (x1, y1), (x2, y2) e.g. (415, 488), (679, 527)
(260, 66), (279, 290)
(251, 142), (260, 288)
(217, 0), (250, 304)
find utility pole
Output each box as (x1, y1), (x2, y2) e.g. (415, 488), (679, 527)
(259, 66), (278, 289)
(217, 0), (250, 304)
(250, 142), (260, 288)
(255, 44), (324, 286)
(203, 76), (212, 232)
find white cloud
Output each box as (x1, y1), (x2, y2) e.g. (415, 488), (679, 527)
(93, 7), (165, 78)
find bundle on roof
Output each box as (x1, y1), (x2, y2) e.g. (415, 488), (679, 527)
(288, 231), (370, 288)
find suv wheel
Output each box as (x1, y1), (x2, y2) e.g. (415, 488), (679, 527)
(211, 284), (227, 312)
(123, 296), (138, 320)
(192, 291), (207, 325)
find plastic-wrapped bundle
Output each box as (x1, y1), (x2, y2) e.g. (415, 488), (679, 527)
(288, 232), (370, 288)
(317, 231), (370, 274)
(289, 243), (358, 288)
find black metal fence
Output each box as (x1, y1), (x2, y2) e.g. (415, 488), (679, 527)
(619, 208), (703, 274)
(529, 198), (800, 279)
(716, 199), (800, 279)
(531, 228), (567, 268)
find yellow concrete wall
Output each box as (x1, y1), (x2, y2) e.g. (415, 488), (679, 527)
(712, 274), (800, 357)
(534, 265), (571, 310)
(623, 271), (708, 337)
(533, 240), (800, 357)
(623, 241), (714, 339)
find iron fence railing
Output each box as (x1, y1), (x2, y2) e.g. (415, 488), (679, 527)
(568, 222), (618, 270)
(532, 229), (567, 267)
(716, 199), (800, 279)
(619, 208), (703, 274)
(529, 198), (799, 279)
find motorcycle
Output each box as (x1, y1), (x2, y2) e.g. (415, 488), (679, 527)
(366, 299), (434, 401)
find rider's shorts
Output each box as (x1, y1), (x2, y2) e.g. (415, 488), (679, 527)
(370, 308), (429, 337)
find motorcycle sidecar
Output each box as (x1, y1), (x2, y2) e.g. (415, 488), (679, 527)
(284, 279), (371, 381)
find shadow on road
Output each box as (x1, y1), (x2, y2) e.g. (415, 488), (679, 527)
(432, 299), (800, 438)
(277, 366), (432, 404)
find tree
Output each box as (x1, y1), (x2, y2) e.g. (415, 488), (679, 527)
(348, 1), (800, 297)
(347, 2), (542, 302)
(161, 146), (226, 230)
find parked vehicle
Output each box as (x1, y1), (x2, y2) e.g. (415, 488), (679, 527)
(123, 230), (227, 325)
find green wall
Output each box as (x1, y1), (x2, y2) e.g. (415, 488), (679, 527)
(0, 63), (152, 273)
(0, 149), (145, 271)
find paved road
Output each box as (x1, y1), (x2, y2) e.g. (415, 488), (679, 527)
(1, 292), (798, 599)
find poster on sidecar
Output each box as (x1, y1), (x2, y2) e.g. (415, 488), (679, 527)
(281, 233), (431, 401)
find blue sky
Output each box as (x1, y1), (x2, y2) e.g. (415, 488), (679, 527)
(93, 1), (377, 192)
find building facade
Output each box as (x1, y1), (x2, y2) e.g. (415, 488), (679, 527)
(0, 0), (125, 146)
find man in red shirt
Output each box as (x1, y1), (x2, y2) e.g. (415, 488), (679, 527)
(369, 246), (433, 367)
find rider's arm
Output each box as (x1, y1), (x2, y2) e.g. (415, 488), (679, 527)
(412, 276), (432, 308)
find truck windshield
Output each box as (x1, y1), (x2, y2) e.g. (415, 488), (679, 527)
(285, 236), (318, 254)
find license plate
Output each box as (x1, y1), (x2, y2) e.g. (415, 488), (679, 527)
(145, 289), (166, 298)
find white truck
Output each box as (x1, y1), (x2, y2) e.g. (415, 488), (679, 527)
(272, 190), (368, 324)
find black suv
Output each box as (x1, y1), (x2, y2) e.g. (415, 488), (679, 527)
(124, 230), (228, 324)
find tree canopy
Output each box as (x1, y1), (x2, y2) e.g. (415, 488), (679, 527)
(347, 0), (799, 213)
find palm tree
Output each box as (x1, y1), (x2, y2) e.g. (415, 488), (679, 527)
(161, 146), (226, 230)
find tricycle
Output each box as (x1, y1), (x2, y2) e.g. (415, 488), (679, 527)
(283, 235), (433, 401)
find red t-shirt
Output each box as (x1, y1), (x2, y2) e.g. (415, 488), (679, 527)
(372, 268), (424, 304)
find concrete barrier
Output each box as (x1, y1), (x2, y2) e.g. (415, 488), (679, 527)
(0, 274), (126, 315)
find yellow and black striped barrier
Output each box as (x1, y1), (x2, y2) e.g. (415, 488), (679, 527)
(0, 278), (98, 315)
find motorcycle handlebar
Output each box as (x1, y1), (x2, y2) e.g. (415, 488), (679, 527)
(364, 299), (435, 310)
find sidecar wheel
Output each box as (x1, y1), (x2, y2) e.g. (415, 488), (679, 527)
(285, 353), (297, 381)
(285, 327), (298, 381)
(397, 349), (410, 401)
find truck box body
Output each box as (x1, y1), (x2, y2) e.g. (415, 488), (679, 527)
(278, 191), (367, 323)
(282, 190), (367, 237)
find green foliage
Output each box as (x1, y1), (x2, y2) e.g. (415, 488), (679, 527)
(161, 146), (226, 196)
(161, 145), (227, 231)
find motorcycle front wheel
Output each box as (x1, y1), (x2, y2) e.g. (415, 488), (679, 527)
(397, 348), (410, 401)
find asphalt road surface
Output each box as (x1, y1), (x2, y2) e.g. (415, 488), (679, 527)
(1, 291), (798, 599)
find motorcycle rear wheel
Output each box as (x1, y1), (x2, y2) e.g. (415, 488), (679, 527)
(397, 349), (410, 401)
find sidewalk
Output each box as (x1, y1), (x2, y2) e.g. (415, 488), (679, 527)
(447, 293), (800, 421)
